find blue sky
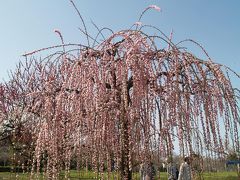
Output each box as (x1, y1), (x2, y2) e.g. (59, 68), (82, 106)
(0, 0), (239, 87)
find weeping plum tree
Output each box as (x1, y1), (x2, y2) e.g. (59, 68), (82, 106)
(0, 3), (240, 180)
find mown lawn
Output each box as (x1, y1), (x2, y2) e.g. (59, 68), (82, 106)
(0, 171), (238, 179)
(202, 171), (239, 180)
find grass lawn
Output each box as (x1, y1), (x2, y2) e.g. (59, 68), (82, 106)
(202, 171), (239, 180)
(0, 171), (238, 179)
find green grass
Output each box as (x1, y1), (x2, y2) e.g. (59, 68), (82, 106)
(0, 171), (238, 179)
(202, 171), (239, 180)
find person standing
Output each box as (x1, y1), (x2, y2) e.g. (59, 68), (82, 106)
(167, 161), (178, 180)
(166, 157), (178, 180)
(140, 162), (156, 180)
(178, 156), (192, 180)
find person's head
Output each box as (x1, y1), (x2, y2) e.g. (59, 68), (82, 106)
(184, 156), (190, 164)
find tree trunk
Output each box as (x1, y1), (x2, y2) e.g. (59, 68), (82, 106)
(120, 117), (132, 179)
(120, 70), (132, 180)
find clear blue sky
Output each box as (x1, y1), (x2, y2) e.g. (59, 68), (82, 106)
(0, 0), (239, 87)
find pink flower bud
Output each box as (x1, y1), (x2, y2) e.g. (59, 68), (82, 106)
(148, 5), (161, 12)
(135, 21), (142, 26)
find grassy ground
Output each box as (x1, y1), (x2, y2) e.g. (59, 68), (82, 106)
(202, 171), (239, 180)
(0, 171), (238, 179)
